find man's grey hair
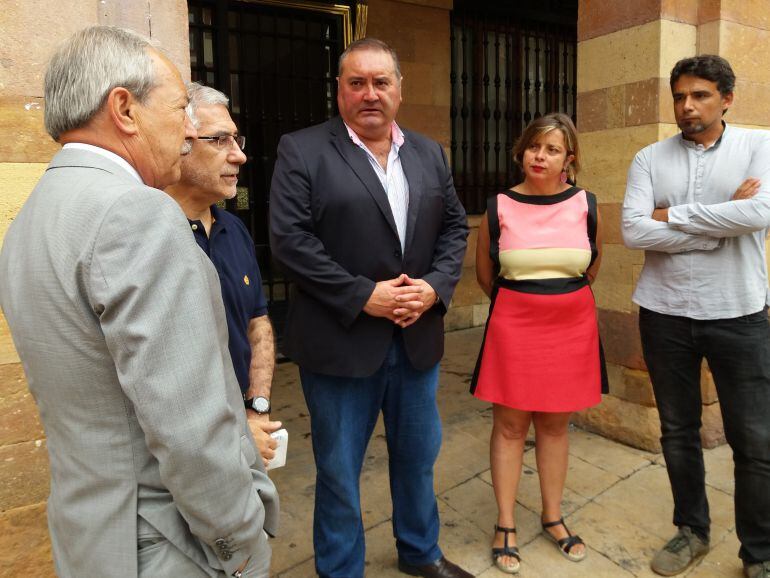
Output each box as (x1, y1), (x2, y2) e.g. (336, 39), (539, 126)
(186, 82), (230, 129)
(338, 37), (401, 80)
(44, 26), (158, 141)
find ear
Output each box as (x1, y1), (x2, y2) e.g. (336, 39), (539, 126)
(722, 91), (734, 112)
(106, 87), (139, 136)
(564, 153), (575, 169)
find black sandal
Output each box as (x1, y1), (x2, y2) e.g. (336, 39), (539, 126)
(541, 517), (586, 562)
(492, 525), (521, 574)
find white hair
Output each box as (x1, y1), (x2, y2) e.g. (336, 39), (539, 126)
(43, 26), (158, 141)
(185, 82), (230, 129)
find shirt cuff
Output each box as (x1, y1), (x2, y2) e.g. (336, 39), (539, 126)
(666, 206), (720, 250)
(667, 205), (689, 227)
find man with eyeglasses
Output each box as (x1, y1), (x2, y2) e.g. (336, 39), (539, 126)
(166, 82), (282, 464)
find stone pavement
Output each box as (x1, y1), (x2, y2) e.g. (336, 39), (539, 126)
(269, 327), (740, 578)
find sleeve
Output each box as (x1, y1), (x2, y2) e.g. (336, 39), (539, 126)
(621, 148), (721, 253)
(667, 133), (770, 237)
(250, 263), (268, 318)
(268, 132), (376, 328)
(243, 224), (268, 319)
(89, 188), (268, 576)
(420, 144), (470, 312)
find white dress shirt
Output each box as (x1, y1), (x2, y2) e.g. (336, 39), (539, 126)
(63, 142), (143, 184)
(345, 122), (410, 251)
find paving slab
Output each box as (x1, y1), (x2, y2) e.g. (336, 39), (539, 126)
(271, 328), (744, 577)
(704, 443), (735, 496)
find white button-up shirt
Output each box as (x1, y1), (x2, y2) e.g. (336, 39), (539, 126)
(345, 122), (410, 251)
(622, 123), (770, 319)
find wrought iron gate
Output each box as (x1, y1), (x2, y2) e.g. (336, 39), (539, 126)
(450, 0), (578, 214)
(188, 0), (362, 339)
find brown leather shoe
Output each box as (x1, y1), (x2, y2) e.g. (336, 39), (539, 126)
(398, 556), (474, 578)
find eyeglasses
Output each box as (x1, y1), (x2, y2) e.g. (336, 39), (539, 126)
(197, 134), (246, 151)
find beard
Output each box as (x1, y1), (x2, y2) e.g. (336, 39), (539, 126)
(180, 139), (193, 155)
(678, 121), (705, 135)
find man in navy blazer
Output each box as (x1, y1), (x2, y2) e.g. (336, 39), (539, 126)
(270, 38), (469, 578)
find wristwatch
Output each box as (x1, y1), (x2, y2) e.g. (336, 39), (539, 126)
(244, 396), (271, 414)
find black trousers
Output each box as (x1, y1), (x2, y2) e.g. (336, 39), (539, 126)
(639, 307), (770, 563)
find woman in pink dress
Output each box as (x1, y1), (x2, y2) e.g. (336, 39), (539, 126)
(471, 113), (606, 574)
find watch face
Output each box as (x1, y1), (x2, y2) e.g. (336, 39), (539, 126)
(253, 397), (270, 413)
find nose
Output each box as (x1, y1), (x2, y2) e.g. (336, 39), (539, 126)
(363, 82), (378, 101)
(533, 147), (545, 160)
(682, 96), (695, 111)
(228, 143), (247, 165)
(184, 113), (197, 140)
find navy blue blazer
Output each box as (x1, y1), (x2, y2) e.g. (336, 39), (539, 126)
(269, 116), (469, 377)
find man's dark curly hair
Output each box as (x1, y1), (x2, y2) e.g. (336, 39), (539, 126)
(670, 55), (735, 96)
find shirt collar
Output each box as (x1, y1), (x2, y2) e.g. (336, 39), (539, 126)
(210, 204), (227, 229)
(188, 204), (228, 236)
(62, 143), (143, 183)
(344, 121), (405, 151)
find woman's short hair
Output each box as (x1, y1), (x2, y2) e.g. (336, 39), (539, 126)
(512, 113), (580, 181)
(44, 26), (158, 141)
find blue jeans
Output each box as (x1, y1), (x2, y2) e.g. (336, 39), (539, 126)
(639, 307), (770, 563)
(300, 334), (443, 578)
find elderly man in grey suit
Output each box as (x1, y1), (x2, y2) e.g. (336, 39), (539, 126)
(0, 26), (278, 578)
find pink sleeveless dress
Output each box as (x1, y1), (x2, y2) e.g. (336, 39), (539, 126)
(470, 187), (606, 412)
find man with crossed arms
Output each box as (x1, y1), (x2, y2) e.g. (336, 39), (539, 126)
(623, 55), (770, 578)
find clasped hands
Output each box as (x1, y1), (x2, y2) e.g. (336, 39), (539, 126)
(363, 273), (437, 328)
(651, 177), (761, 222)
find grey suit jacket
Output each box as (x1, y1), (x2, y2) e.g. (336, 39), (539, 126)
(0, 148), (279, 577)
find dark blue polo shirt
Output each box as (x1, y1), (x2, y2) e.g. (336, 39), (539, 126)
(189, 205), (268, 395)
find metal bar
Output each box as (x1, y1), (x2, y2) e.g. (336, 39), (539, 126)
(481, 17), (490, 209)
(450, 14), (457, 187)
(493, 20), (501, 192)
(471, 12), (483, 213)
(523, 31), (531, 125)
(533, 26), (541, 119)
(460, 9), (469, 208)
(562, 33), (569, 112)
(505, 15), (514, 187)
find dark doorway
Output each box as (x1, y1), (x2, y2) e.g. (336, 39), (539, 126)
(450, 0), (579, 214)
(188, 0), (357, 342)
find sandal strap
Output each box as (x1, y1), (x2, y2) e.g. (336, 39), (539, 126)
(557, 534), (584, 554)
(542, 517), (566, 529)
(494, 524), (518, 553)
(494, 525), (517, 534)
(492, 545), (521, 561)
(542, 517), (584, 554)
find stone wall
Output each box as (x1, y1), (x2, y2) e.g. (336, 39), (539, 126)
(571, 0), (770, 452)
(366, 0), (453, 148)
(0, 2), (189, 575)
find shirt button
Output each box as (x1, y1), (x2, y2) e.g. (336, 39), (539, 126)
(191, 223), (198, 231)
